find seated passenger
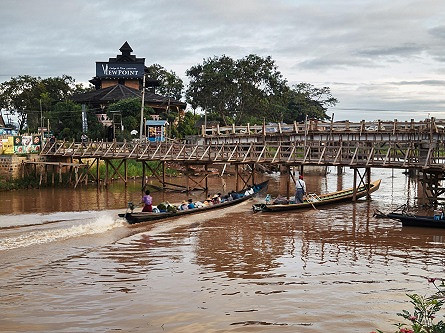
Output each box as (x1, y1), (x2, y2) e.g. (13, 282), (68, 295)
(187, 199), (195, 209)
(212, 194), (221, 204)
(231, 191), (240, 200)
(180, 200), (189, 210)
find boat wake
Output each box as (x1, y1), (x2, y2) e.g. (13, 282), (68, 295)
(0, 213), (125, 251)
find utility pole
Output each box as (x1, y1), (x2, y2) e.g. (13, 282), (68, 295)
(139, 74), (146, 142)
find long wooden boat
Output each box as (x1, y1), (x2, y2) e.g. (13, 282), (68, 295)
(119, 180), (269, 224)
(253, 179), (381, 212)
(386, 212), (445, 229)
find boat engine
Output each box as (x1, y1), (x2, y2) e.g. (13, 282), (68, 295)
(127, 202), (135, 213)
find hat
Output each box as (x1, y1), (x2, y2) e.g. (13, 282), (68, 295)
(299, 175), (304, 179)
(212, 194), (219, 198)
(182, 200), (187, 204)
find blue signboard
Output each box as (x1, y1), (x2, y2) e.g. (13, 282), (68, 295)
(96, 62), (144, 78)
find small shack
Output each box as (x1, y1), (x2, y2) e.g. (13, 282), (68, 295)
(146, 119), (168, 142)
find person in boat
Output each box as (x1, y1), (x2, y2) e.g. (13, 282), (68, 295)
(142, 190), (153, 212)
(212, 194), (221, 204)
(187, 199), (195, 209)
(273, 195), (289, 205)
(180, 200), (189, 210)
(231, 191), (240, 200)
(244, 186), (254, 196)
(295, 175), (306, 203)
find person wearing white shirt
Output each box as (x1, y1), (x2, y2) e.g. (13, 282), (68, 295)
(295, 175), (306, 203)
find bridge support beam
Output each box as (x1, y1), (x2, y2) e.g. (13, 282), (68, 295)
(352, 167), (372, 201)
(420, 170), (445, 207)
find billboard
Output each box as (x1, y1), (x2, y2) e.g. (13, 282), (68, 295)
(13, 135), (41, 154)
(96, 62), (144, 78)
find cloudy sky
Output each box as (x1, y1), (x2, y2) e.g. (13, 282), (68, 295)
(1, 0), (445, 122)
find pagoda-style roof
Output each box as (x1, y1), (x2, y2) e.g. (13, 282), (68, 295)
(71, 84), (186, 109)
(107, 41), (144, 63)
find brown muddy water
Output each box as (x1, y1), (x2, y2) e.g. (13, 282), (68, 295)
(1, 168), (445, 332)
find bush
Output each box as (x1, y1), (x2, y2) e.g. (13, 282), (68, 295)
(374, 278), (445, 333)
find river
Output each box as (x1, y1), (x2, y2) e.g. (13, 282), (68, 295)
(0, 167), (444, 332)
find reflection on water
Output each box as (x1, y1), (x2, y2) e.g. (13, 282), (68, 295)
(1, 168), (445, 332)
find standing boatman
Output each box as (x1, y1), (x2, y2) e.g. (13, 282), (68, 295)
(295, 175), (306, 203)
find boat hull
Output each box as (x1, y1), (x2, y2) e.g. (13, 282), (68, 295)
(254, 179), (381, 212)
(387, 213), (445, 229)
(119, 180), (269, 224)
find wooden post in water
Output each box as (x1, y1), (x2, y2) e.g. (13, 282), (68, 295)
(105, 160), (109, 187)
(205, 164), (208, 190)
(353, 168), (358, 201)
(162, 161), (166, 189)
(251, 163), (255, 186)
(96, 158), (100, 186)
(124, 159), (127, 186)
(141, 161), (146, 192)
(286, 165), (291, 199)
(235, 164), (239, 192)
(366, 167), (371, 199)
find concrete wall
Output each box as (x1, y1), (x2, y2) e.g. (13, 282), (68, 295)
(0, 155), (27, 179)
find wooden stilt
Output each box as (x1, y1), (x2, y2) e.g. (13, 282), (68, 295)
(105, 159), (109, 187)
(205, 164), (208, 190)
(124, 159), (127, 186)
(97, 158), (100, 186)
(162, 161), (166, 189)
(366, 167), (371, 199)
(251, 163), (255, 185)
(142, 160), (146, 192)
(186, 166), (190, 192)
(353, 168), (358, 201)
(286, 165), (290, 199)
(235, 164), (239, 192)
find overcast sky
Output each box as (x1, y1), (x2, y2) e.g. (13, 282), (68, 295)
(1, 0), (445, 122)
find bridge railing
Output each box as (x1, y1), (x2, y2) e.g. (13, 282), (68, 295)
(202, 118), (445, 137)
(41, 139), (445, 170)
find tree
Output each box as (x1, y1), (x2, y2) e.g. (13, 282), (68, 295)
(186, 55), (244, 125)
(175, 111), (200, 138)
(145, 64), (184, 100)
(186, 55), (338, 125)
(186, 55), (288, 125)
(281, 84), (337, 123)
(107, 98), (153, 141)
(47, 101), (103, 141)
(0, 75), (91, 133)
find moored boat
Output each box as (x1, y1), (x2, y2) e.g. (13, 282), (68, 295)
(119, 180), (269, 224)
(385, 212), (445, 229)
(252, 179), (381, 212)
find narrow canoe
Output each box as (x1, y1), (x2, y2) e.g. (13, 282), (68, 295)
(119, 180), (269, 224)
(253, 179), (381, 212)
(386, 213), (445, 229)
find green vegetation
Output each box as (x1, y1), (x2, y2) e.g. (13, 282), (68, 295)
(0, 175), (40, 190)
(90, 160), (180, 179)
(0, 54), (338, 140)
(374, 278), (445, 333)
(186, 54), (337, 125)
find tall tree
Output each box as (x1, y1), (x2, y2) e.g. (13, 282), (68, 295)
(107, 98), (153, 141)
(186, 55), (288, 125)
(145, 64), (184, 100)
(186, 55), (238, 125)
(281, 83), (338, 123)
(0, 75), (91, 133)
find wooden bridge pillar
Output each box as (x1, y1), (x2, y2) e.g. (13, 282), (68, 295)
(352, 167), (372, 201)
(420, 170), (445, 207)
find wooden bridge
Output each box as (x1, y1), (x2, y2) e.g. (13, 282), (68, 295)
(37, 118), (445, 202)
